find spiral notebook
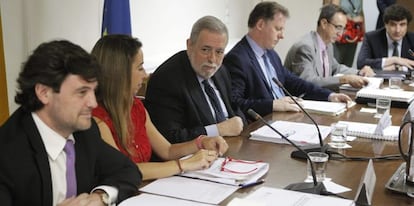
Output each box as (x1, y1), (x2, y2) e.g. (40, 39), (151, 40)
(356, 88), (414, 102)
(337, 121), (399, 141)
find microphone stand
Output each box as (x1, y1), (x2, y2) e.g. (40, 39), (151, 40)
(248, 109), (326, 194)
(272, 77), (330, 159)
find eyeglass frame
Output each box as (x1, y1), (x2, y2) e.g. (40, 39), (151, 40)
(327, 20), (345, 33)
(220, 157), (263, 174)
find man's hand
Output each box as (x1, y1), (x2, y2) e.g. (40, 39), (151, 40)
(328, 93), (352, 103)
(340, 75), (369, 88)
(217, 116), (243, 136)
(358, 66), (375, 77)
(58, 193), (104, 206)
(272, 97), (301, 112)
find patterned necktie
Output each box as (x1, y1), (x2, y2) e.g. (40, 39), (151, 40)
(262, 53), (284, 98)
(64, 140), (77, 198)
(392, 41), (399, 57)
(202, 80), (226, 123)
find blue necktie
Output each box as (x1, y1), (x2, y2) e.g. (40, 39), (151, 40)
(64, 140), (77, 198)
(202, 80), (226, 123)
(262, 53), (284, 99)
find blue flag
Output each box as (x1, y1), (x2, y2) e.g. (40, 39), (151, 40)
(102, 0), (131, 36)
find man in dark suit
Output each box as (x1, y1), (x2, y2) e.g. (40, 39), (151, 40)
(223, 1), (351, 117)
(357, 4), (414, 71)
(0, 40), (141, 206)
(145, 16), (245, 144)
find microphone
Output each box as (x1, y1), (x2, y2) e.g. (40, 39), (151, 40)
(247, 109), (326, 194)
(272, 77), (330, 159)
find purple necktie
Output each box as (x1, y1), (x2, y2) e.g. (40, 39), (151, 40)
(64, 140), (77, 198)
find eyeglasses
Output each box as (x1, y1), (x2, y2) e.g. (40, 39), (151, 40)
(327, 21), (345, 33)
(220, 157), (263, 174)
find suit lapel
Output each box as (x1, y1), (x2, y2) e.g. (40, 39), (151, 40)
(310, 31), (324, 76)
(243, 38), (273, 93)
(184, 63), (216, 124)
(212, 73), (234, 117)
(24, 113), (53, 206)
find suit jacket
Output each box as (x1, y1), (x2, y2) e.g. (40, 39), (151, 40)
(145, 50), (245, 144)
(0, 107), (141, 206)
(357, 28), (414, 69)
(284, 31), (357, 90)
(223, 36), (332, 117)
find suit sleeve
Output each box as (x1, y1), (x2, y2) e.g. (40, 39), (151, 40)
(77, 121), (141, 204)
(224, 52), (273, 116)
(145, 73), (207, 143)
(286, 43), (344, 88)
(357, 35), (383, 69)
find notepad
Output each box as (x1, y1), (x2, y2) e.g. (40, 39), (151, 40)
(356, 88), (414, 103)
(337, 121), (399, 141)
(301, 100), (353, 116)
(250, 121), (331, 146)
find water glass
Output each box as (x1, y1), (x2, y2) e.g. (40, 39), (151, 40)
(389, 77), (402, 89)
(376, 98), (391, 118)
(330, 123), (348, 148)
(306, 152), (329, 182)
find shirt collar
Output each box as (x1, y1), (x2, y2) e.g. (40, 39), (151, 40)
(246, 35), (266, 58)
(316, 32), (327, 52)
(32, 112), (75, 160)
(386, 33), (403, 47)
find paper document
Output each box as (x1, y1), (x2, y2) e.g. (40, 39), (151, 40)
(337, 121), (399, 141)
(339, 77), (383, 91)
(250, 121), (331, 146)
(356, 88), (414, 103)
(301, 100), (351, 116)
(180, 157), (268, 186)
(139, 176), (238, 205)
(227, 186), (355, 206)
(119, 193), (214, 206)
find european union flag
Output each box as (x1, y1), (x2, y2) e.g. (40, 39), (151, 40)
(102, 0), (131, 36)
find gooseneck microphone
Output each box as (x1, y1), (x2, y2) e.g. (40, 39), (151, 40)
(272, 77), (330, 159)
(248, 109), (326, 194)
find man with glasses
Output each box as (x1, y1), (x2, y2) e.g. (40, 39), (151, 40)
(284, 4), (374, 91)
(223, 2), (352, 117)
(357, 4), (414, 71)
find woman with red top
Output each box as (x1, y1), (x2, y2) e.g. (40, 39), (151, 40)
(91, 34), (228, 180)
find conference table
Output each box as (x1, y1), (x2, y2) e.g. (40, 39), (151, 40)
(220, 102), (413, 205)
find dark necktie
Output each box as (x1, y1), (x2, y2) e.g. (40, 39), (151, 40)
(392, 41), (399, 57)
(64, 140), (77, 198)
(202, 80), (226, 123)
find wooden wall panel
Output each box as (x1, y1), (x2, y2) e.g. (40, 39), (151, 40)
(0, 13), (9, 125)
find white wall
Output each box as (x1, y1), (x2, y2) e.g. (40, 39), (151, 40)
(1, 0), (379, 114)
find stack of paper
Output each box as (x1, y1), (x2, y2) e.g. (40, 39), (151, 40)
(339, 77), (383, 91)
(250, 121), (331, 146)
(227, 187), (355, 206)
(180, 157), (269, 186)
(337, 121), (399, 141)
(301, 100), (353, 116)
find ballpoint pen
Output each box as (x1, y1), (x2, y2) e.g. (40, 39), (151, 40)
(240, 179), (265, 189)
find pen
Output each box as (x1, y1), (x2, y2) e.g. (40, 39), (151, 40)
(295, 93), (305, 101)
(240, 179), (265, 189)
